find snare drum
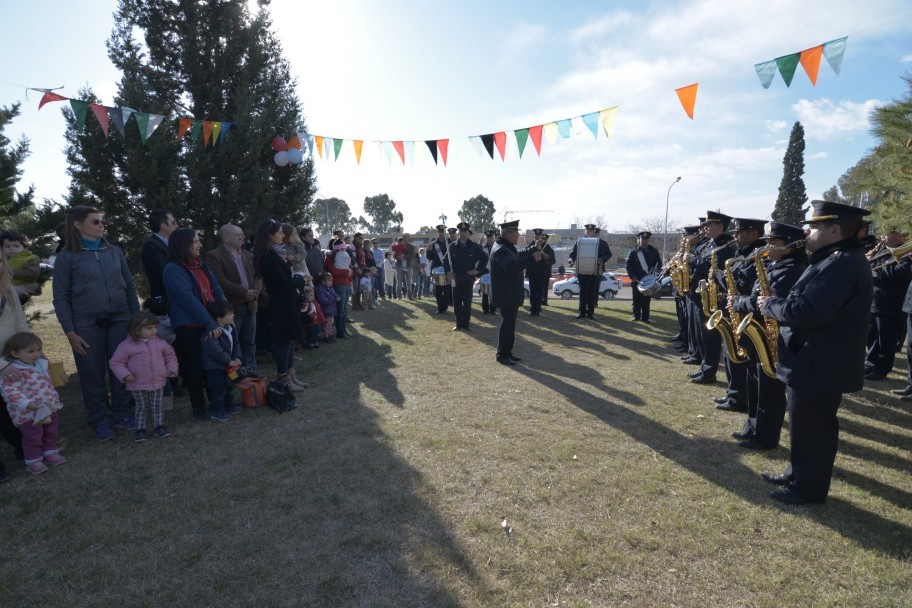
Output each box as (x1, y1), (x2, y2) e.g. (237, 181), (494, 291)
(575, 237), (600, 275)
(433, 266), (448, 286)
(637, 274), (661, 297)
(480, 273), (491, 294)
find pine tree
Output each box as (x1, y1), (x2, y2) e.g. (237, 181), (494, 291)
(772, 121), (808, 224)
(0, 103), (35, 229)
(64, 0), (316, 263)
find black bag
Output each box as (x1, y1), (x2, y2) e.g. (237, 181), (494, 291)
(266, 379), (297, 413)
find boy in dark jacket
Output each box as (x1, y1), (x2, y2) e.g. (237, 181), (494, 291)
(201, 301), (243, 422)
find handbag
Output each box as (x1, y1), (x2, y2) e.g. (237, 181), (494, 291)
(266, 379), (297, 413)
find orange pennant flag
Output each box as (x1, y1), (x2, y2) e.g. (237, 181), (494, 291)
(89, 103), (109, 138)
(493, 132), (507, 161)
(202, 121), (213, 146)
(38, 92), (68, 110)
(528, 125), (543, 156)
(392, 141), (406, 165)
(314, 135), (324, 159)
(799, 45), (824, 86)
(438, 139), (449, 166)
(675, 83), (698, 120)
(353, 140), (363, 165)
(177, 118), (192, 140)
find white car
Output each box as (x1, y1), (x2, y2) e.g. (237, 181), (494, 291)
(553, 272), (622, 300)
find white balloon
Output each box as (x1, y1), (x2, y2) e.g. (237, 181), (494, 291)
(287, 148), (304, 164)
(274, 151), (290, 166)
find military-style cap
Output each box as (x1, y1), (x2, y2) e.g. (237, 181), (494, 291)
(541, 233), (550, 240)
(500, 220), (520, 231)
(697, 217), (706, 224)
(447, 227), (457, 234)
(636, 231), (652, 238)
(456, 221), (471, 231)
(484, 230), (495, 237)
(532, 228), (544, 235)
(731, 218), (766, 232)
(593, 227), (602, 235)
(767, 222), (805, 243)
(682, 225), (701, 236)
(700, 211), (732, 230)
(584, 223), (597, 231)
(803, 200), (871, 224)
(435, 224), (446, 232)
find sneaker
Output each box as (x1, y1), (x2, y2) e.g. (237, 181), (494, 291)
(26, 461), (49, 475)
(113, 414), (137, 430)
(95, 423), (114, 442)
(153, 426), (171, 439)
(211, 411), (231, 423)
(226, 403), (243, 414)
(43, 453), (67, 466)
(133, 430), (147, 443)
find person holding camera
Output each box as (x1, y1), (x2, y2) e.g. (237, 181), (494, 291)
(52, 206), (140, 441)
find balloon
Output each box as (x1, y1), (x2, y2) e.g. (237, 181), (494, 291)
(271, 136), (289, 152)
(287, 148), (303, 164)
(274, 151), (290, 166)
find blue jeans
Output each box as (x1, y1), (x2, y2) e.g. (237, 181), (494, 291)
(204, 369), (235, 416)
(235, 305), (258, 373)
(333, 285), (351, 335)
(271, 340), (295, 375)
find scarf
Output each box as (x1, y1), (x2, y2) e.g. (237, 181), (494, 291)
(272, 243), (287, 258)
(80, 236), (103, 251)
(181, 259), (216, 307)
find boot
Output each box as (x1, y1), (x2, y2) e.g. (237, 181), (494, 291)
(286, 369), (309, 389)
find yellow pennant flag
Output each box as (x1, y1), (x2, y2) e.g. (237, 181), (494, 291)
(599, 107), (617, 138)
(543, 122), (559, 145)
(314, 135), (324, 159)
(353, 140), (363, 165)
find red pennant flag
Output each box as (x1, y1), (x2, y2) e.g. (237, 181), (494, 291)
(494, 132), (507, 161)
(528, 125), (544, 156)
(675, 83), (698, 120)
(177, 118), (192, 140)
(438, 139), (449, 166)
(38, 92), (68, 110)
(392, 141), (406, 165)
(89, 104), (110, 138)
(799, 45), (824, 86)
(202, 121), (213, 146)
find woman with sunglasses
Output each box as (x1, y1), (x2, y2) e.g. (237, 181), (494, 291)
(52, 206), (140, 441)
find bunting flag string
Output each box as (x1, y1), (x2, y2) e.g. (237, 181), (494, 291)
(754, 37), (846, 89)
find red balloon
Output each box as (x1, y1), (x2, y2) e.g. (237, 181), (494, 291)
(271, 136), (289, 152)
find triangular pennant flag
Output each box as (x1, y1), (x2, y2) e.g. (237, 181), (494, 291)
(493, 132), (507, 161)
(480, 134), (495, 159)
(543, 122), (559, 145)
(303, 132), (314, 156)
(89, 104), (110, 138)
(69, 100), (90, 130)
(392, 141), (406, 164)
(177, 118), (192, 140)
(675, 83), (698, 120)
(515, 128), (529, 158)
(556, 119), (572, 139)
(353, 140), (363, 165)
(776, 54), (800, 87)
(799, 46), (824, 86)
(581, 112), (600, 139)
(109, 108), (125, 137)
(404, 140), (415, 165)
(504, 131), (517, 162)
(468, 136), (486, 158)
(823, 36), (847, 75)
(754, 60), (778, 89)
(528, 125), (543, 156)
(324, 137), (332, 159)
(146, 114), (165, 140)
(133, 112), (150, 142)
(210, 121), (222, 144)
(190, 120), (202, 142)
(202, 121), (213, 146)
(218, 122), (231, 144)
(314, 135), (324, 158)
(333, 138), (343, 161)
(382, 141), (393, 165)
(599, 108), (617, 138)
(121, 107), (136, 128)
(425, 140), (438, 164)
(438, 139), (449, 166)
(38, 92), (68, 110)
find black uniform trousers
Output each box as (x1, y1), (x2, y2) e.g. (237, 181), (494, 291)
(699, 316), (722, 378)
(631, 286), (652, 321)
(481, 289), (496, 314)
(675, 294), (689, 342)
(750, 359), (787, 446)
(434, 282), (452, 313)
(528, 276), (546, 315)
(496, 308), (518, 359)
(723, 350), (749, 407)
(906, 313), (912, 386)
(686, 297), (705, 360)
(578, 274), (599, 315)
(452, 281), (474, 328)
(866, 313), (903, 375)
(786, 385), (843, 500)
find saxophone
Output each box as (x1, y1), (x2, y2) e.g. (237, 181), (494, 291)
(696, 240), (734, 316)
(706, 252), (749, 364)
(679, 235), (693, 295)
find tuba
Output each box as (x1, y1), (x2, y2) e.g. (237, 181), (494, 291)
(707, 253), (749, 364)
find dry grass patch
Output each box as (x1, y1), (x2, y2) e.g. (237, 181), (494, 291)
(1, 291), (910, 607)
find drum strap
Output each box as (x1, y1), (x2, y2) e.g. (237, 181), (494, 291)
(636, 250), (649, 275)
(434, 241), (448, 266)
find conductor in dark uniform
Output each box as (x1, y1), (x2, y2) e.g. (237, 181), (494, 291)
(490, 220), (542, 365)
(448, 222), (488, 331)
(568, 224), (612, 320)
(758, 201), (873, 504)
(426, 225), (453, 314)
(524, 228), (554, 316)
(625, 231), (662, 322)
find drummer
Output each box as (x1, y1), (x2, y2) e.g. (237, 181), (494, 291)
(568, 224), (612, 320)
(426, 224), (453, 314)
(626, 231), (662, 323)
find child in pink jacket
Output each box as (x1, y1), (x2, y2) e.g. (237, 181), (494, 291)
(109, 311), (179, 442)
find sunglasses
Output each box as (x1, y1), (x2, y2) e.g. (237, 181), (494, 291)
(87, 218), (107, 226)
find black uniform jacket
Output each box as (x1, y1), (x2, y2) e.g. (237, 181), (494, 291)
(490, 238), (536, 309)
(141, 234), (169, 300)
(871, 257), (912, 316)
(732, 252), (807, 316)
(724, 239), (766, 299)
(625, 245), (662, 281)
(426, 237), (452, 273)
(449, 238), (488, 283)
(762, 238), (873, 393)
(523, 242), (555, 279)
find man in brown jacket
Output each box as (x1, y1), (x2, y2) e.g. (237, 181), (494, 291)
(206, 224), (262, 374)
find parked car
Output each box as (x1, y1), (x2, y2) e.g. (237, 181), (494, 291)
(472, 277), (530, 298)
(552, 272), (622, 300)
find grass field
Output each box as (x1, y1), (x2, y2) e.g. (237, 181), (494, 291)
(1, 290), (910, 607)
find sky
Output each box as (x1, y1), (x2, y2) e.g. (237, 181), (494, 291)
(2, 0), (911, 234)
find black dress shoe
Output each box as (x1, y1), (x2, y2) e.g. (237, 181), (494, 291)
(462, 326), (471, 331)
(715, 401), (746, 412)
(668, 334), (684, 342)
(587, 314), (595, 320)
(575, 313), (586, 319)
(739, 437), (777, 450)
(496, 357), (516, 366)
(686, 370), (703, 378)
(731, 427), (753, 440)
(641, 319), (651, 324)
(712, 396), (730, 404)
(681, 357), (701, 365)
(451, 326), (462, 331)
(890, 386), (912, 396)
(689, 374), (716, 384)
(864, 371), (885, 381)
(760, 471), (793, 486)
(508, 355), (522, 362)
(770, 486), (823, 504)
(630, 316), (640, 322)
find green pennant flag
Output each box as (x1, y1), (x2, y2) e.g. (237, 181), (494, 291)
(190, 120), (202, 142)
(776, 54), (800, 87)
(515, 128), (529, 158)
(69, 100), (90, 130)
(134, 112), (150, 142)
(333, 138), (343, 160)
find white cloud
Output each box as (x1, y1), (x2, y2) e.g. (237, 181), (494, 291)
(791, 98), (881, 139)
(766, 119), (788, 133)
(807, 151), (829, 160)
(901, 54), (912, 63)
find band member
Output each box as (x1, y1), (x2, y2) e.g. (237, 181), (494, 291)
(447, 227), (457, 243)
(864, 228), (912, 380)
(524, 229), (554, 316)
(568, 224), (612, 320)
(758, 201), (872, 504)
(540, 233), (555, 307)
(670, 225), (700, 349)
(858, 220), (878, 252)
(490, 220), (542, 365)
(729, 222), (806, 448)
(481, 230), (497, 314)
(448, 222), (488, 331)
(625, 231), (662, 323)
(895, 280), (912, 401)
(426, 225), (453, 314)
(677, 225), (708, 361)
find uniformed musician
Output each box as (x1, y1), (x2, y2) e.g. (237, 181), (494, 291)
(448, 222), (488, 331)
(481, 230), (497, 315)
(758, 201), (873, 504)
(625, 231), (662, 323)
(672, 225), (704, 356)
(568, 224), (612, 320)
(426, 224), (453, 315)
(524, 228), (554, 316)
(864, 227), (912, 381)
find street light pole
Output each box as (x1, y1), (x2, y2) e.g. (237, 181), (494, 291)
(663, 176), (682, 260)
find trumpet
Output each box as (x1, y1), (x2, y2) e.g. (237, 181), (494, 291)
(866, 241), (888, 262)
(870, 241), (912, 271)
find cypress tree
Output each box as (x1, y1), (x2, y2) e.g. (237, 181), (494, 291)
(772, 121), (808, 224)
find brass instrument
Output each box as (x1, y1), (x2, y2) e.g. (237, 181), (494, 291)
(710, 255), (748, 361)
(669, 236), (685, 293)
(866, 241), (888, 262)
(697, 241), (747, 363)
(870, 240), (912, 271)
(695, 240), (735, 316)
